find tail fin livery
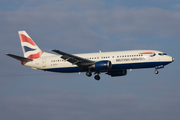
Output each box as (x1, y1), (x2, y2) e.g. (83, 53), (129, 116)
(18, 31), (43, 59)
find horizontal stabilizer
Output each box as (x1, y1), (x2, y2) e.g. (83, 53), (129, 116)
(5, 53), (33, 62)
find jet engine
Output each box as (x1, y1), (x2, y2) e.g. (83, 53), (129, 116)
(93, 60), (112, 71)
(106, 69), (127, 77)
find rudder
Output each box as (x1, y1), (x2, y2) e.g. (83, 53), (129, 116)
(18, 31), (43, 59)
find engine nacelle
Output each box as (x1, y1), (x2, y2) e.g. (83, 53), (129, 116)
(94, 60), (112, 71)
(107, 69), (127, 77)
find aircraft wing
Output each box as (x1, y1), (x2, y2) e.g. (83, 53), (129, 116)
(5, 53), (33, 62)
(51, 49), (94, 66)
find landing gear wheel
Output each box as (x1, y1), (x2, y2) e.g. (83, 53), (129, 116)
(154, 70), (159, 74)
(86, 71), (92, 77)
(94, 75), (100, 80)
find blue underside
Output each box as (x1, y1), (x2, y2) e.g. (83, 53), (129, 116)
(44, 62), (171, 73)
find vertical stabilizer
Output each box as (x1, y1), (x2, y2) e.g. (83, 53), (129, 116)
(18, 31), (43, 59)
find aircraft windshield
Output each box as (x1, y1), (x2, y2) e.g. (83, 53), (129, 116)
(158, 53), (167, 56)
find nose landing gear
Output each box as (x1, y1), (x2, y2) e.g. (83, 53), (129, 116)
(154, 65), (164, 74)
(154, 70), (159, 74)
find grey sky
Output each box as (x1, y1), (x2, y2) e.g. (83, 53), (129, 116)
(0, 0), (180, 120)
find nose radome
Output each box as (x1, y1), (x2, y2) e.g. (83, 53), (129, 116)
(172, 57), (174, 62)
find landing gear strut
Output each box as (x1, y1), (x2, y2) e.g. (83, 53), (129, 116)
(154, 65), (163, 74)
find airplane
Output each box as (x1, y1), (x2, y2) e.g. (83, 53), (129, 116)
(6, 31), (174, 80)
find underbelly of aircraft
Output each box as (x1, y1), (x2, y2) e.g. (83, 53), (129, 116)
(44, 61), (171, 73)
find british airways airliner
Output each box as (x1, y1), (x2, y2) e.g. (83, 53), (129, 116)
(6, 31), (174, 80)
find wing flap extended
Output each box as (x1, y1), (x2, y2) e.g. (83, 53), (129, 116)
(51, 49), (94, 66)
(5, 53), (33, 62)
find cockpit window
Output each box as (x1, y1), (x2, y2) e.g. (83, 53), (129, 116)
(158, 53), (167, 56)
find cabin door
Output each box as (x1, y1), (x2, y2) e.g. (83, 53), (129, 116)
(42, 58), (46, 67)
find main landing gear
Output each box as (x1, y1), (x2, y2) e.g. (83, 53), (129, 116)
(86, 71), (92, 77)
(86, 71), (100, 80)
(94, 74), (100, 80)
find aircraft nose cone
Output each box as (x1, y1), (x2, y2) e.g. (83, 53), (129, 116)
(172, 57), (174, 62)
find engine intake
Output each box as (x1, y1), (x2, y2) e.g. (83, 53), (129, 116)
(94, 60), (112, 70)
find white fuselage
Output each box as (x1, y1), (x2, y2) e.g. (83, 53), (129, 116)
(24, 50), (174, 73)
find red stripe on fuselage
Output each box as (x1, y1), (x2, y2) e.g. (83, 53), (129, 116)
(27, 51), (43, 59)
(19, 34), (36, 46)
